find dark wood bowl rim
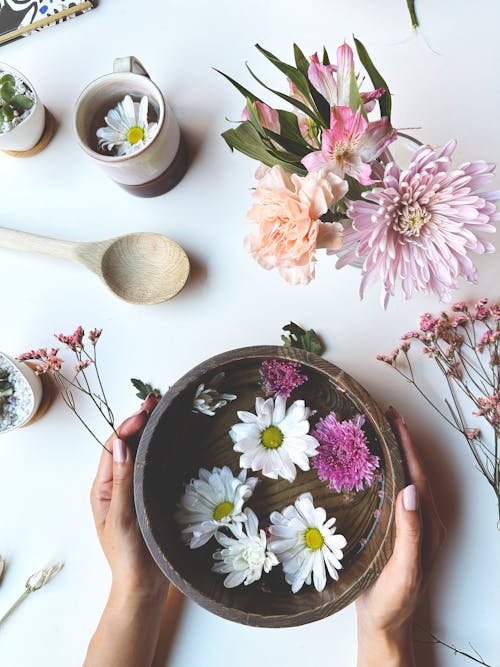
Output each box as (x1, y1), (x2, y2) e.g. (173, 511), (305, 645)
(134, 345), (404, 627)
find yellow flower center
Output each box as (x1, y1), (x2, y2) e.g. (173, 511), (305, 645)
(261, 425), (284, 449)
(304, 527), (324, 550)
(213, 501), (234, 521)
(394, 203), (431, 237)
(127, 126), (145, 145)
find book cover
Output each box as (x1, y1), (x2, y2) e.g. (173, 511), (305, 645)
(0, 1), (95, 46)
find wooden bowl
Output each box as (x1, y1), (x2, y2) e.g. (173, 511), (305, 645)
(134, 346), (405, 627)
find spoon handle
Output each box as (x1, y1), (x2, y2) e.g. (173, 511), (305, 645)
(0, 226), (77, 262)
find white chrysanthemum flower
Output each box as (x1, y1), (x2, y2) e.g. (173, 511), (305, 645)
(176, 466), (258, 548)
(96, 94), (158, 156)
(229, 396), (319, 482)
(192, 372), (237, 416)
(268, 492), (347, 593)
(212, 508), (278, 588)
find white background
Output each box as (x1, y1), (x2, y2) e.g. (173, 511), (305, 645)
(0, 1), (499, 665)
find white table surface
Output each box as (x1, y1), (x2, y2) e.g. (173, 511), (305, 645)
(0, 1), (499, 665)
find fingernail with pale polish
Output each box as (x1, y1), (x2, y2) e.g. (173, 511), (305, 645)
(113, 438), (127, 463)
(403, 484), (418, 511)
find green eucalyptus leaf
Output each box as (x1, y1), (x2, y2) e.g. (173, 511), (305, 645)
(353, 37), (392, 120)
(0, 81), (14, 102)
(245, 63), (323, 127)
(281, 322), (325, 356)
(214, 68), (262, 104)
(10, 94), (33, 112)
(2, 105), (13, 122)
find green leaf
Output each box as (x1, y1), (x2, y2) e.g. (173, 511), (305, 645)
(349, 67), (366, 118)
(281, 322), (325, 356)
(245, 63), (324, 127)
(264, 127), (310, 158)
(277, 109), (311, 145)
(293, 43), (309, 75)
(0, 74), (15, 86)
(2, 105), (13, 122)
(322, 47), (331, 66)
(131, 378), (161, 400)
(214, 68), (262, 104)
(353, 37), (392, 120)
(255, 44), (314, 105)
(222, 120), (306, 174)
(0, 109), (4, 126)
(0, 81), (14, 102)
(10, 95), (33, 112)
(244, 98), (267, 137)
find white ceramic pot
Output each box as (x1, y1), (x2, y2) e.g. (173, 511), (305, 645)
(0, 352), (43, 434)
(0, 62), (45, 152)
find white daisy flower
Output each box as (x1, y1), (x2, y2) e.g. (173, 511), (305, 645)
(268, 492), (347, 593)
(176, 466), (258, 549)
(229, 395), (319, 482)
(212, 508), (278, 588)
(96, 94), (158, 156)
(192, 372), (237, 416)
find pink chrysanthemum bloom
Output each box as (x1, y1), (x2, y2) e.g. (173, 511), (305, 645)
(260, 359), (308, 398)
(338, 141), (500, 307)
(312, 412), (379, 492)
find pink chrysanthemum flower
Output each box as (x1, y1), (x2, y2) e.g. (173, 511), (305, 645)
(338, 140), (500, 307)
(312, 412), (379, 492)
(259, 359), (308, 398)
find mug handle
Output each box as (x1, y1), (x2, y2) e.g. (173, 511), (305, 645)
(113, 56), (150, 78)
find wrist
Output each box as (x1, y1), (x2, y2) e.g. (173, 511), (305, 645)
(357, 621), (414, 667)
(109, 579), (168, 614)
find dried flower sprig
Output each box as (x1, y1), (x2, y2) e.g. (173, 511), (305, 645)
(379, 298), (500, 523)
(17, 327), (115, 452)
(0, 563), (63, 628)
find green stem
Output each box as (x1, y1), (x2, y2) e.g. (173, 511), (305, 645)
(406, 0), (419, 29)
(0, 589), (30, 628)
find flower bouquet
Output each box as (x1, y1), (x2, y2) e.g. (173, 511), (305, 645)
(219, 41), (500, 306)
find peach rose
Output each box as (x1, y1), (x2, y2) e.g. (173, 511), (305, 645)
(245, 166), (347, 284)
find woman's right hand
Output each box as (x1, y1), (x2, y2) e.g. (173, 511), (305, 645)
(355, 406), (445, 666)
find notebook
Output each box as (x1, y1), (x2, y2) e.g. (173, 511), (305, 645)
(0, 1), (96, 46)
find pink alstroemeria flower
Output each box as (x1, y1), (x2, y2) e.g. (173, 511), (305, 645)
(307, 52), (338, 106)
(308, 44), (384, 113)
(241, 101), (280, 134)
(301, 106), (396, 185)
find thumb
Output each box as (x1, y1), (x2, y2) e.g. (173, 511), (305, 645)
(392, 485), (422, 575)
(110, 438), (134, 520)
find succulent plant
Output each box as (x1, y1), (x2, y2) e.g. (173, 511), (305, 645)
(0, 73), (33, 127)
(0, 368), (14, 412)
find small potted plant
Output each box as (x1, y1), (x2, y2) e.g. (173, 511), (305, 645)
(0, 352), (43, 434)
(0, 63), (46, 154)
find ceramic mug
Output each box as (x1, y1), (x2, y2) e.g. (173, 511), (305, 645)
(74, 57), (187, 197)
(0, 62), (45, 153)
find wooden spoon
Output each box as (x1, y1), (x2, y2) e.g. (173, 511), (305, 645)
(0, 227), (190, 304)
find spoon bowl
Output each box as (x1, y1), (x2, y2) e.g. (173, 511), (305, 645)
(100, 233), (189, 304)
(0, 227), (190, 305)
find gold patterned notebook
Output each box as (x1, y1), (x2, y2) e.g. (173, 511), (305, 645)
(0, 1), (95, 46)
